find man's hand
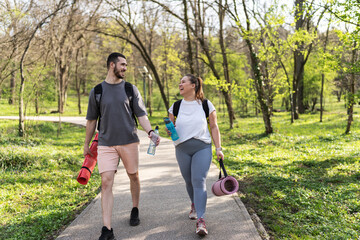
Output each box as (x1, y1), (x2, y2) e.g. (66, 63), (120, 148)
(149, 131), (161, 146)
(83, 144), (93, 157)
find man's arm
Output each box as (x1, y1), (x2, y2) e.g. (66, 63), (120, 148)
(137, 115), (152, 134)
(83, 119), (97, 156)
(137, 115), (160, 145)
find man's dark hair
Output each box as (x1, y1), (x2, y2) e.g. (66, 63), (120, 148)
(107, 52), (126, 69)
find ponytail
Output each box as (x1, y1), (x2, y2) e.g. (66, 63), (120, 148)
(185, 74), (204, 101)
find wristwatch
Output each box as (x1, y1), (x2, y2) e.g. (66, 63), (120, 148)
(216, 147), (222, 151)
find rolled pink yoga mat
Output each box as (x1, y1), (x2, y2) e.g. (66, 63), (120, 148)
(77, 133), (98, 185)
(211, 159), (239, 196)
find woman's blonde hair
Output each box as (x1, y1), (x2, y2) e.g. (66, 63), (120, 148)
(185, 74), (204, 101)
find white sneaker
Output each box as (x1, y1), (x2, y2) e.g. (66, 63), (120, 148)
(189, 203), (197, 220)
(196, 218), (208, 236)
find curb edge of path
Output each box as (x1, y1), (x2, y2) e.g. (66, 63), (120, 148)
(232, 192), (270, 240)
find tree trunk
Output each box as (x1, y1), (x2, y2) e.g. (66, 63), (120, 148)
(75, 48), (82, 115)
(9, 63), (16, 104)
(147, 75), (153, 116)
(320, 18), (331, 122)
(35, 90), (39, 114)
(58, 65), (66, 113)
(248, 42), (273, 134)
(293, 0), (305, 118)
(183, 0), (195, 74)
(345, 42), (357, 134)
(218, 0), (235, 128)
(19, 69), (25, 137)
(320, 73), (324, 121)
(293, 47), (305, 118)
(311, 98), (317, 112)
(297, 73), (305, 113)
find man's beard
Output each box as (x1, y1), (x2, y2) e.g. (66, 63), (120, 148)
(114, 66), (124, 79)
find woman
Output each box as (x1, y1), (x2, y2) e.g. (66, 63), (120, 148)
(167, 74), (224, 236)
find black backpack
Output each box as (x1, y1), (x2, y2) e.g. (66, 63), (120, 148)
(173, 99), (209, 120)
(94, 81), (137, 131)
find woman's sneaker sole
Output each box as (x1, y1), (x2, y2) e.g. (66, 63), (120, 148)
(196, 228), (208, 236)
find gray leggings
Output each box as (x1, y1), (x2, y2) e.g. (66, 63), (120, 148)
(175, 138), (212, 219)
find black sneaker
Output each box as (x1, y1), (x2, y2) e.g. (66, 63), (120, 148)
(98, 226), (114, 240)
(130, 207), (140, 226)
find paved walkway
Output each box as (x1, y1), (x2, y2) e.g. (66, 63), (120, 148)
(0, 116), (262, 240)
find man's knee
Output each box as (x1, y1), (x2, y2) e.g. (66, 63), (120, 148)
(101, 172), (115, 190)
(127, 171), (139, 182)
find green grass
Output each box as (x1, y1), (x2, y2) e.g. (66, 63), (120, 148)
(217, 110), (360, 239)
(0, 120), (101, 240)
(1, 97), (359, 239)
(0, 95), (88, 116)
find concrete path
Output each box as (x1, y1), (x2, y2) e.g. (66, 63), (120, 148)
(0, 116), (262, 240)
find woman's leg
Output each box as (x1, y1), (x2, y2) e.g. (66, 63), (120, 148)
(191, 146), (212, 219)
(176, 149), (194, 203)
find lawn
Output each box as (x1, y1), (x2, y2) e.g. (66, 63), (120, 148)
(0, 120), (101, 240)
(1, 98), (359, 239)
(217, 111), (360, 239)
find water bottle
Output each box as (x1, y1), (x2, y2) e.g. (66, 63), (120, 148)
(147, 126), (159, 155)
(163, 117), (179, 141)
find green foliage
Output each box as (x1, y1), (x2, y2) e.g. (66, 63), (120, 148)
(217, 108), (360, 239)
(303, 48), (337, 108)
(0, 120), (101, 240)
(153, 32), (185, 95)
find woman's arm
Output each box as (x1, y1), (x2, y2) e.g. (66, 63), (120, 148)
(169, 112), (175, 125)
(208, 110), (224, 161)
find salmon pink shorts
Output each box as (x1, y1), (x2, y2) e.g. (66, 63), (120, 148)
(97, 142), (139, 174)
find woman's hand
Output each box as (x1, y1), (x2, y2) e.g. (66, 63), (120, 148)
(165, 122), (176, 136)
(216, 149), (224, 161)
(165, 128), (171, 136)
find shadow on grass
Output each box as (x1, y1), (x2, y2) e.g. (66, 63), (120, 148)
(226, 132), (269, 146)
(285, 156), (359, 182)
(1, 207), (78, 240)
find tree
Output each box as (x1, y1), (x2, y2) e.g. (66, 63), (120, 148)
(327, 0), (360, 133)
(150, 0), (236, 128)
(49, 0), (101, 114)
(225, 0), (284, 134)
(0, 0), (33, 104)
(292, 0), (326, 118)
(97, 0), (170, 110)
(18, 0), (67, 136)
(319, 17), (332, 122)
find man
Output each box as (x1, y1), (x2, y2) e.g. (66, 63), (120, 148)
(84, 52), (160, 240)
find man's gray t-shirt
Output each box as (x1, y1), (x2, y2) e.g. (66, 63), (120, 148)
(86, 80), (147, 146)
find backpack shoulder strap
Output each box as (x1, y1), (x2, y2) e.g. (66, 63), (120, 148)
(173, 99), (182, 118)
(124, 81), (133, 100)
(94, 83), (102, 131)
(94, 83), (102, 107)
(202, 99), (209, 118)
(124, 81), (138, 127)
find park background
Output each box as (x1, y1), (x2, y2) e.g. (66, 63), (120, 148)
(0, 0), (359, 239)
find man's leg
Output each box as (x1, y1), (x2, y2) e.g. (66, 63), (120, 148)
(100, 171), (116, 230)
(127, 171), (140, 208)
(116, 142), (140, 207)
(116, 142), (140, 226)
